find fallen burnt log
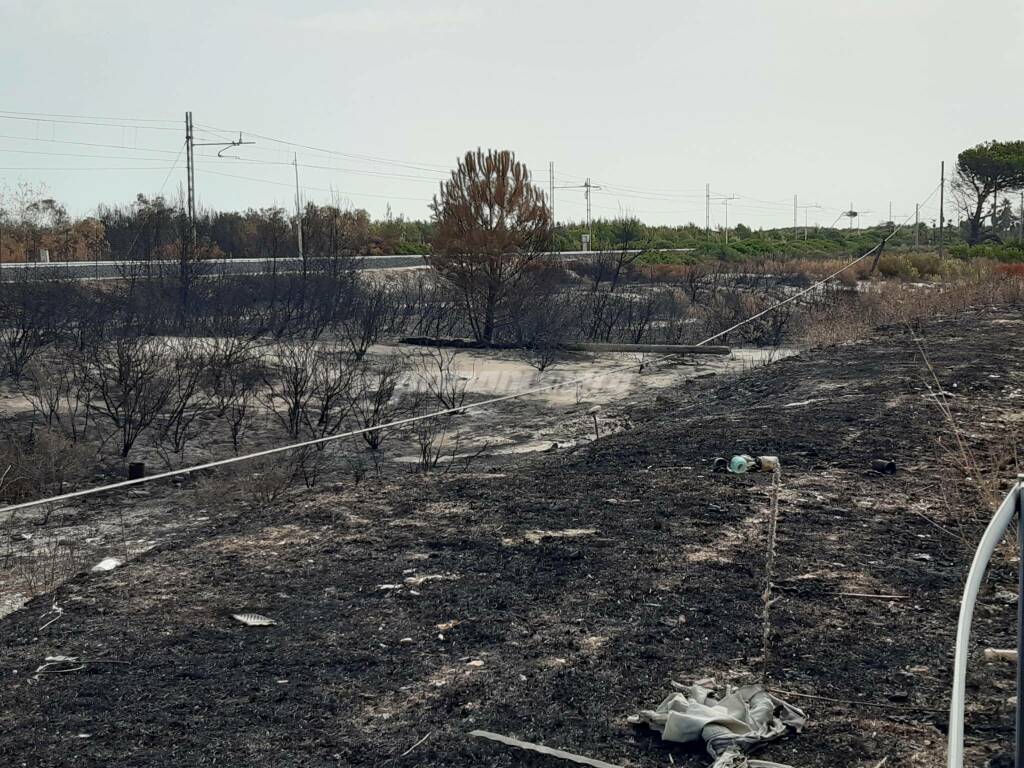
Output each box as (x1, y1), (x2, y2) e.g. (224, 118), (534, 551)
(400, 337), (731, 355)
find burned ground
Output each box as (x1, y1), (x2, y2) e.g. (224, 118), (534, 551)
(2, 308), (1023, 767)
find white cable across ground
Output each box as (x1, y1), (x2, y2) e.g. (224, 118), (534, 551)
(0, 182), (941, 517)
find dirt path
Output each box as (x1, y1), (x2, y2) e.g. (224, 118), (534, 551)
(1, 308), (1022, 767)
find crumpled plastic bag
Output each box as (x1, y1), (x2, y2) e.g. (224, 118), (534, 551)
(628, 682), (806, 768)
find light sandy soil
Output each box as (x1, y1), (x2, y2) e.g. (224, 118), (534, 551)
(0, 343), (787, 621)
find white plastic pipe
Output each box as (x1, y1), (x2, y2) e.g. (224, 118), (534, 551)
(948, 482), (1021, 768)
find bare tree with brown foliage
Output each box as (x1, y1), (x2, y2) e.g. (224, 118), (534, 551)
(429, 149), (552, 345)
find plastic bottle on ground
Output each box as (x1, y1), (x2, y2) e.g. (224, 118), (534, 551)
(729, 455), (755, 473)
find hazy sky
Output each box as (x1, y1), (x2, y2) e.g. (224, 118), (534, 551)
(1, 0), (1021, 230)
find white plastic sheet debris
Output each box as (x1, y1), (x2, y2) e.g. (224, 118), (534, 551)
(629, 683), (806, 768)
(231, 613), (277, 627)
(91, 557), (123, 572)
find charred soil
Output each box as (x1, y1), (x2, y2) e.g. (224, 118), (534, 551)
(2, 308), (1024, 767)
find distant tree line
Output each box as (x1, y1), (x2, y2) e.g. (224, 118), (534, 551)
(0, 186), (437, 264)
(3, 136), (1024, 266)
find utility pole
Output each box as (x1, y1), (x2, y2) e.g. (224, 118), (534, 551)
(185, 111), (254, 248)
(584, 177), (601, 246)
(1019, 191), (1023, 244)
(185, 111), (196, 246)
(293, 153), (304, 262)
(721, 196), (738, 243)
(553, 177), (599, 250)
(705, 183), (711, 240)
(915, 203), (920, 247)
(888, 201), (893, 224)
(549, 161), (555, 229)
(797, 203), (822, 240)
(939, 161), (945, 258)
(793, 194), (798, 239)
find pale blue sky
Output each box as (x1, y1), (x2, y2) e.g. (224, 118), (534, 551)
(1, 0), (1021, 229)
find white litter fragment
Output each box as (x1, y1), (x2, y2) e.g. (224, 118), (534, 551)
(403, 574), (455, 586)
(33, 655), (85, 678)
(231, 613), (277, 627)
(91, 557), (123, 572)
(522, 528), (597, 546)
(470, 730), (623, 768)
(467, 659), (485, 667)
(984, 648), (1018, 663)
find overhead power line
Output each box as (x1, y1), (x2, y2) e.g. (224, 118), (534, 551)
(195, 122), (454, 175)
(0, 165), (179, 171)
(0, 133), (185, 154)
(0, 136), (456, 186)
(200, 168), (432, 203)
(0, 109), (179, 124)
(196, 153), (449, 183)
(0, 114), (180, 132)
(0, 147), (180, 163)
(0, 109), (901, 227)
